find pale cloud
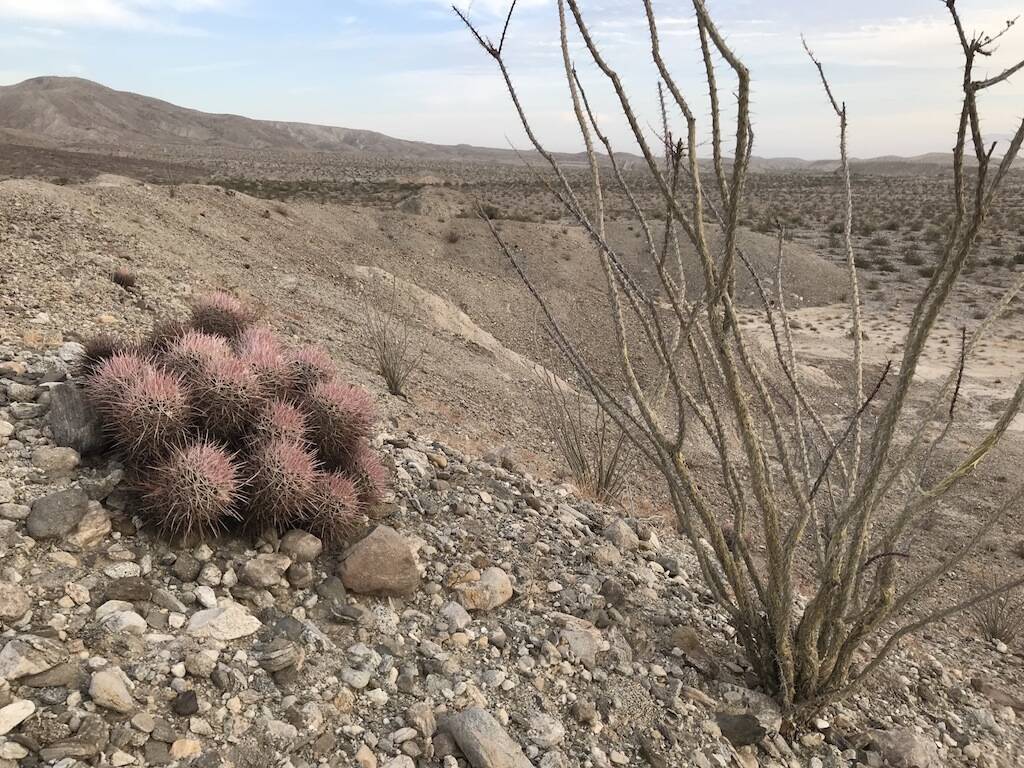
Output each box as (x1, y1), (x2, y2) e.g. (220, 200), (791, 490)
(0, 0), (234, 30)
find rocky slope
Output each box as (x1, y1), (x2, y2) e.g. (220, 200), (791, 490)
(0, 336), (1022, 768)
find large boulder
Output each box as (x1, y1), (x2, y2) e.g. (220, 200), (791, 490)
(47, 383), (104, 455)
(339, 526), (420, 596)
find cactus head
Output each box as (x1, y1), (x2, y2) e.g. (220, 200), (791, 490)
(111, 365), (192, 459)
(304, 472), (365, 544)
(191, 354), (264, 440)
(146, 318), (190, 357)
(306, 380), (376, 467)
(287, 345), (335, 395)
(237, 326), (297, 396)
(190, 291), (256, 339)
(77, 335), (130, 378)
(351, 443), (389, 511)
(85, 352), (150, 411)
(163, 330), (232, 377)
(251, 399), (309, 446)
(144, 440), (242, 541)
(247, 438), (320, 532)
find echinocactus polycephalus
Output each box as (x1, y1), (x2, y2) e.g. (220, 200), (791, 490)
(237, 326), (297, 396)
(143, 440), (242, 541)
(163, 330), (233, 377)
(111, 366), (192, 459)
(77, 335), (131, 378)
(191, 354), (264, 439)
(250, 399), (309, 447)
(306, 380), (376, 467)
(287, 345), (335, 395)
(350, 443), (389, 511)
(247, 438), (320, 531)
(85, 352), (150, 412)
(303, 472), (365, 544)
(190, 291), (256, 340)
(146, 318), (190, 357)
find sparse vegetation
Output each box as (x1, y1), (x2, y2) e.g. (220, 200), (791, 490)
(972, 582), (1024, 646)
(111, 267), (137, 289)
(365, 277), (423, 398)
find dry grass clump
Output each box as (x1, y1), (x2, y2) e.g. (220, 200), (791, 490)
(79, 291), (388, 544)
(365, 278), (423, 397)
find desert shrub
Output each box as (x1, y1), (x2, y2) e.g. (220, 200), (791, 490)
(79, 292), (386, 544)
(902, 249), (925, 266)
(445, 229), (461, 244)
(365, 277), (423, 397)
(972, 583), (1024, 645)
(536, 368), (634, 505)
(459, 0), (1024, 723)
(1015, 251), (1024, 266)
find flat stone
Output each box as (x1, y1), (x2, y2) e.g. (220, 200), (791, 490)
(716, 713), (766, 748)
(186, 602), (262, 641)
(47, 382), (105, 454)
(339, 525), (420, 596)
(280, 529), (323, 562)
(0, 480), (14, 504)
(867, 728), (942, 768)
(89, 666), (135, 714)
(459, 567), (513, 611)
(27, 488), (90, 539)
(240, 553), (292, 587)
(0, 583), (30, 622)
(442, 707), (532, 768)
(0, 635), (68, 681)
(170, 739), (202, 760)
(0, 699), (35, 735)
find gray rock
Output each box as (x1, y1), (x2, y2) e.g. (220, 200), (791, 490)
(866, 728), (942, 768)
(89, 666), (135, 713)
(528, 713), (565, 748)
(339, 525), (420, 596)
(47, 383), (104, 454)
(0, 480), (14, 505)
(716, 713), (766, 748)
(280, 529), (323, 563)
(442, 600), (472, 630)
(240, 553), (292, 587)
(27, 488), (90, 539)
(603, 519), (639, 551)
(459, 567), (513, 611)
(441, 707), (532, 768)
(39, 714), (109, 761)
(0, 635), (68, 681)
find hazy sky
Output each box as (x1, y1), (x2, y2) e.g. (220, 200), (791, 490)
(0, 0), (1022, 159)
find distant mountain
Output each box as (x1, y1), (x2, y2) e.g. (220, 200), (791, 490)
(0, 76), (1008, 173)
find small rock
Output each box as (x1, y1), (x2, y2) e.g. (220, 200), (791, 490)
(715, 713), (765, 748)
(441, 601), (472, 630)
(528, 713), (566, 748)
(172, 691), (200, 716)
(31, 446), (81, 478)
(0, 583), (30, 622)
(339, 525), (421, 596)
(442, 706), (532, 768)
(0, 699), (35, 735)
(66, 503), (112, 550)
(280, 529), (323, 562)
(459, 567), (513, 611)
(186, 602), (262, 641)
(89, 666), (135, 714)
(0, 635), (67, 680)
(27, 488), (90, 539)
(603, 519), (639, 551)
(170, 739), (202, 760)
(240, 553), (292, 587)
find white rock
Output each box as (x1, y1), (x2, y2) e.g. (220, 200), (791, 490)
(90, 666), (135, 713)
(0, 699), (35, 735)
(186, 602), (262, 641)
